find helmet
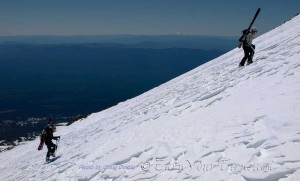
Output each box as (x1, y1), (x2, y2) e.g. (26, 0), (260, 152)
(251, 27), (258, 33)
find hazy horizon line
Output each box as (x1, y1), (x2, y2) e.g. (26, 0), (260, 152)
(0, 34), (237, 38)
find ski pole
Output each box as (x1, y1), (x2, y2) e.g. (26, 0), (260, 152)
(56, 138), (60, 151)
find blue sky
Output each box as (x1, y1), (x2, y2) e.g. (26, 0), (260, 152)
(0, 0), (299, 36)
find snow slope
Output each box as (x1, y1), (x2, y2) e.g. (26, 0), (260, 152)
(1, 15), (300, 181)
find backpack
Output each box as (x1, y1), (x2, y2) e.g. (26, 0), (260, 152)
(239, 29), (249, 43)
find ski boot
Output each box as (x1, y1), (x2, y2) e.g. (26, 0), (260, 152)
(50, 152), (56, 157)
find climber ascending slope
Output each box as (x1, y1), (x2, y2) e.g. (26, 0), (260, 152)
(239, 27), (258, 66)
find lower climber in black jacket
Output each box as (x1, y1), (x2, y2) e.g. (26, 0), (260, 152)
(44, 125), (60, 162)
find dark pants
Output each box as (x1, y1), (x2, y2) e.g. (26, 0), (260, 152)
(46, 142), (57, 158)
(240, 45), (254, 66)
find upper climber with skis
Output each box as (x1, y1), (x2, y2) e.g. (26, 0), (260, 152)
(237, 8), (261, 67)
(239, 27), (258, 66)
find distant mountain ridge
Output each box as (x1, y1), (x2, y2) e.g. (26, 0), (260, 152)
(0, 35), (237, 50)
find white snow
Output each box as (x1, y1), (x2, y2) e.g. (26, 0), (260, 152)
(1, 15), (300, 181)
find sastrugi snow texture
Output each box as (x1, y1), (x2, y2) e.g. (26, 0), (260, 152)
(1, 15), (300, 181)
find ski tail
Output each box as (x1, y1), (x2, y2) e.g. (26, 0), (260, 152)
(38, 141), (44, 150)
(38, 129), (47, 151)
(249, 8), (261, 29)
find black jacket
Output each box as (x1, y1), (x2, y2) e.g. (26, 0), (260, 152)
(44, 127), (59, 145)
